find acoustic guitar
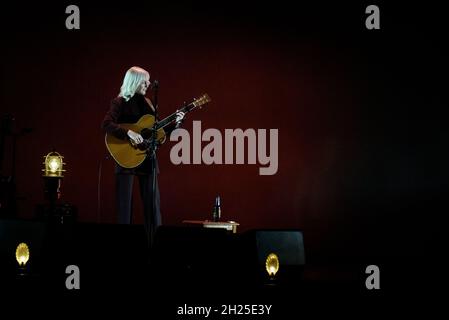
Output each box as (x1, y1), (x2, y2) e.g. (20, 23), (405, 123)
(105, 93), (211, 168)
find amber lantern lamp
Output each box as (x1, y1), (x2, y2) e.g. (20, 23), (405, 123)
(42, 151), (66, 205)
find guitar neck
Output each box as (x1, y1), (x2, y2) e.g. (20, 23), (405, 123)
(156, 102), (196, 130)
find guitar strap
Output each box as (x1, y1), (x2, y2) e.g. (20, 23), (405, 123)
(144, 97), (158, 119)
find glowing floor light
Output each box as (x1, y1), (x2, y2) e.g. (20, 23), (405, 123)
(265, 253), (279, 277)
(16, 242), (30, 267)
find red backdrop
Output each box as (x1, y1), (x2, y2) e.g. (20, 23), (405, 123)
(1, 3), (446, 261)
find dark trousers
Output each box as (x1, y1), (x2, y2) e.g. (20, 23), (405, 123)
(116, 173), (161, 247)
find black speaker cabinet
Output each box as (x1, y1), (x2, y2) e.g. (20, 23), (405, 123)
(241, 229), (306, 285)
(152, 225), (235, 286)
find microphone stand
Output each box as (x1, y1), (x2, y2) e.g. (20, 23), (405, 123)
(147, 82), (159, 250)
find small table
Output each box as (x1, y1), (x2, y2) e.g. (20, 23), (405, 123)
(182, 220), (240, 233)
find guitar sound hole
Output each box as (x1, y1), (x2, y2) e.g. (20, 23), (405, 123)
(140, 128), (152, 139)
(137, 142), (148, 151)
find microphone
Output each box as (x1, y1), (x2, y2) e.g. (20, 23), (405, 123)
(151, 80), (159, 90)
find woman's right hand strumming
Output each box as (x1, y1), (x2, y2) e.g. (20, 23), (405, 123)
(127, 130), (143, 145)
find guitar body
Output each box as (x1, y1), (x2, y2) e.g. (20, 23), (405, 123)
(105, 114), (166, 168)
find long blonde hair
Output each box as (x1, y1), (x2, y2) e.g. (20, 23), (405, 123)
(119, 66), (150, 101)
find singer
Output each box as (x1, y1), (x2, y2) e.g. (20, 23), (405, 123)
(101, 66), (185, 249)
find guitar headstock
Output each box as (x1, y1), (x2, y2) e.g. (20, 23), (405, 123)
(192, 93), (211, 109)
